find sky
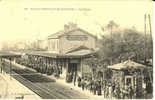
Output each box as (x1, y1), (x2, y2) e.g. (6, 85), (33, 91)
(0, 0), (153, 47)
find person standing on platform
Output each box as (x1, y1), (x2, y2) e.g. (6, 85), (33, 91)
(109, 83), (113, 98)
(81, 78), (85, 91)
(0, 59), (2, 73)
(93, 80), (97, 95)
(129, 86), (134, 99)
(73, 72), (77, 86)
(97, 80), (102, 96)
(1, 59), (4, 73)
(78, 76), (81, 87)
(90, 79), (93, 93)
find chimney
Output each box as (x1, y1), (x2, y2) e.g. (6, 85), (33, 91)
(64, 22), (77, 32)
(64, 24), (69, 32)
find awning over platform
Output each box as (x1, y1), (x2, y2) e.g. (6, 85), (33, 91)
(0, 51), (21, 58)
(1, 46), (98, 59)
(108, 60), (146, 70)
(66, 49), (93, 56)
(26, 51), (58, 58)
(21, 50), (96, 58)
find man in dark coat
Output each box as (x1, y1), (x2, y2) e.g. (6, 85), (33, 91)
(97, 80), (102, 96)
(73, 72), (77, 86)
(1, 59), (4, 73)
(129, 86), (134, 99)
(78, 76), (81, 87)
(93, 80), (98, 95)
(81, 78), (85, 91)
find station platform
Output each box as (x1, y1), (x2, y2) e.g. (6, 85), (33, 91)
(46, 74), (110, 99)
(3, 59), (106, 99)
(0, 73), (41, 99)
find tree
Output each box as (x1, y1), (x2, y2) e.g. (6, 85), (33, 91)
(99, 22), (153, 64)
(105, 20), (119, 64)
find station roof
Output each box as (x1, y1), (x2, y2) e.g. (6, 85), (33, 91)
(26, 50), (96, 58)
(65, 49), (94, 57)
(28, 52), (58, 58)
(0, 51), (21, 58)
(58, 46), (98, 58)
(17, 47), (97, 58)
(108, 60), (146, 70)
(1, 46), (98, 58)
(15, 50), (58, 58)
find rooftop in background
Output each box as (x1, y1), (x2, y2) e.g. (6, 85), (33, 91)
(48, 23), (97, 39)
(108, 60), (146, 70)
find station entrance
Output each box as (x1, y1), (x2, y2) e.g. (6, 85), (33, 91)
(66, 59), (79, 84)
(67, 63), (77, 83)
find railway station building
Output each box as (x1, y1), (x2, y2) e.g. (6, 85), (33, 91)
(47, 23), (98, 81)
(14, 23), (98, 83)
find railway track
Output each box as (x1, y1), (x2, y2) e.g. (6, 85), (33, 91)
(3, 63), (60, 99)
(3, 61), (88, 99)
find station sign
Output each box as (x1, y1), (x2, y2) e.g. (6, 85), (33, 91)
(66, 35), (88, 41)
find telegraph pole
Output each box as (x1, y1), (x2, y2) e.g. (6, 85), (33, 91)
(144, 14), (147, 64)
(148, 14), (153, 85)
(110, 25), (113, 65)
(148, 14), (153, 61)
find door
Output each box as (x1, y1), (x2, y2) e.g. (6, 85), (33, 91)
(68, 63), (77, 82)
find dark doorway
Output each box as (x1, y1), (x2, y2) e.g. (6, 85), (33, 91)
(67, 63), (78, 82)
(68, 63), (77, 73)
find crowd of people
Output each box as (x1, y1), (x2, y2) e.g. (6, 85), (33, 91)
(75, 75), (135, 99)
(72, 73), (152, 99)
(0, 56), (152, 99)
(15, 57), (63, 78)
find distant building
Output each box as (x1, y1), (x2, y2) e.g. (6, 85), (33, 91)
(47, 23), (97, 54)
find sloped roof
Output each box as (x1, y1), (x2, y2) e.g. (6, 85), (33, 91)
(48, 30), (65, 39)
(48, 28), (97, 39)
(63, 46), (97, 58)
(0, 51), (21, 57)
(66, 45), (90, 54)
(20, 50), (58, 58)
(108, 60), (146, 70)
(66, 49), (93, 56)
(12, 45), (97, 58)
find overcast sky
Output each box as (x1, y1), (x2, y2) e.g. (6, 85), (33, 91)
(0, 0), (153, 45)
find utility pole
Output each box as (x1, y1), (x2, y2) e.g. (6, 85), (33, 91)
(148, 15), (153, 84)
(110, 25), (113, 65)
(148, 14), (153, 61)
(144, 14), (147, 64)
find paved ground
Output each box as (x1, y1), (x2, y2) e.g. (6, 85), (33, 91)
(0, 73), (40, 99)
(0, 75), (8, 98)
(46, 75), (106, 99)
(2, 60), (90, 99)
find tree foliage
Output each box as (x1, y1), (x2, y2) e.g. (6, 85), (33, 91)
(82, 20), (152, 80)
(86, 20), (153, 73)
(98, 21), (153, 65)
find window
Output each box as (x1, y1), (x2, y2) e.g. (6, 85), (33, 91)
(52, 40), (56, 50)
(48, 39), (59, 52)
